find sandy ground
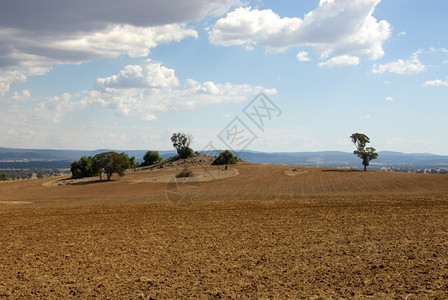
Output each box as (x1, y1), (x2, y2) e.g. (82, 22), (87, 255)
(1, 163), (448, 298)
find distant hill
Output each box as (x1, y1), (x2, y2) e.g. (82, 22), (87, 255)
(0, 147), (176, 161)
(1, 147), (448, 172)
(236, 150), (448, 170)
(0, 147), (176, 170)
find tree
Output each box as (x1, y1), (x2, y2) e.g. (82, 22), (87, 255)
(171, 132), (193, 159)
(120, 152), (136, 169)
(70, 156), (96, 179)
(213, 150), (240, 166)
(143, 150), (162, 165)
(350, 133), (378, 171)
(92, 151), (127, 181)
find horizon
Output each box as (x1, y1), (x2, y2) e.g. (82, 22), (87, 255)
(1, 145), (447, 157)
(1, 1), (447, 155)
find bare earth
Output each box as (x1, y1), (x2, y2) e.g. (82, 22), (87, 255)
(1, 163), (448, 299)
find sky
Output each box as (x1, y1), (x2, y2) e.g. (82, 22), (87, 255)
(1, 0), (447, 155)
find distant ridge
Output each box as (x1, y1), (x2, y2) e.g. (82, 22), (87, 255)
(234, 151), (448, 169)
(1, 147), (448, 171)
(0, 147), (175, 162)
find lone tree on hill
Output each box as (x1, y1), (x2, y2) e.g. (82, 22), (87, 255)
(350, 133), (378, 171)
(171, 132), (193, 159)
(93, 151), (128, 181)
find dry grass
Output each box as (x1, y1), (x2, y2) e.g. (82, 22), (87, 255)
(1, 163), (448, 298)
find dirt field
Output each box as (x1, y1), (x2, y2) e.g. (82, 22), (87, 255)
(1, 163), (448, 298)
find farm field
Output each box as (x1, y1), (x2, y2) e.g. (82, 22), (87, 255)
(1, 163), (448, 298)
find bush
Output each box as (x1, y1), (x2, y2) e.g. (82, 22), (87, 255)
(176, 169), (194, 178)
(0, 173), (9, 181)
(178, 147), (193, 160)
(143, 150), (162, 165)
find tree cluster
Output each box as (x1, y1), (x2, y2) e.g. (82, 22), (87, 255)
(0, 169), (65, 181)
(70, 152), (135, 180)
(70, 156), (97, 179)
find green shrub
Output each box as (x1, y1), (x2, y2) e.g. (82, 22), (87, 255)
(143, 150), (162, 165)
(70, 156), (96, 179)
(213, 150), (240, 165)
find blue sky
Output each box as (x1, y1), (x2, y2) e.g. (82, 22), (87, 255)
(1, 0), (447, 154)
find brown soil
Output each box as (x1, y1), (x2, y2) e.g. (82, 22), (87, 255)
(1, 163), (448, 298)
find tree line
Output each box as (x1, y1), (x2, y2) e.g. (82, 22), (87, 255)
(0, 169), (65, 181)
(70, 152), (136, 181)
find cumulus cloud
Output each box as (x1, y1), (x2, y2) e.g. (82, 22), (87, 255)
(31, 60), (276, 122)
(0, 0), (239, 32)
(318, 55), (360, 68)
(296, 51), (311, 62)
(95, 60), (180, 90)
(209, 0), (390, 60)
(385, 96), (394, 101)
(0, 0), (239, 96)
(423, 77), (448, 87)
(372, 52), (425, 75)
(36, 93), (77, 123)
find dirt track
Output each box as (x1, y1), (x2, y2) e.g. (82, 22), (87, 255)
(1, 164), (448, 298)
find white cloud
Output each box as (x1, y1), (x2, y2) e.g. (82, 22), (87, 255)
(0, 24), (196, 96)
(33, 60), (277, 122)
(397, 31), (406, 37)
(296, 51), (311, 62)
(372, 52), (425, 75)
(141, 114), (158, 121)
(209, 0), (390, 60)
(0, 0), (239, 96)
(95, 60), (180, 90)
(423, 77), (448, 87)
(385, 96), (394, 101)
(318, 55), (359, 68)
(11, 89), (31, 102)
(37, 93), (78, 123)
(429, 47), (448, 54)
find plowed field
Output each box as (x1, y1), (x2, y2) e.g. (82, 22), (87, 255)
(1, 163), (448, 298)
